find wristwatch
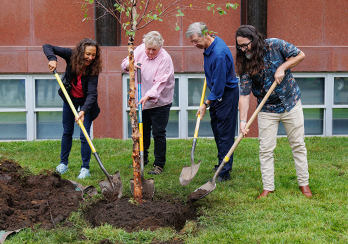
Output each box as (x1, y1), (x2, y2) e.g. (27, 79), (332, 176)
(203, 101), (210, 108)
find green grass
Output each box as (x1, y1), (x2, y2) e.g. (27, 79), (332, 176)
(0, 136), (348, 243)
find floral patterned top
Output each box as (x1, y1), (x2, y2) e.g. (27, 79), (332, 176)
(239, 38), (302, 113)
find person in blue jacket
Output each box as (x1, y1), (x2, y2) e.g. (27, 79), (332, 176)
(185, 22), (239, 182)
(43, 38), (102, 179)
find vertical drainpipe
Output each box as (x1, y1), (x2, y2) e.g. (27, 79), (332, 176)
(94, 0), (121, 46)
(241, 0), (267, 38)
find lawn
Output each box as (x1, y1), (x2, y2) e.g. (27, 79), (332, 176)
(0, 136), (347, 243)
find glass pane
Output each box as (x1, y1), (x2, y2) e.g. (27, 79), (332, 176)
(296, 77), (324, 105)
(127, 110), (179, 138)
(277, 108), (323, 136)
(187, 110), (214, 137)
(0, 112), (26, 140)
(0, 79), (25, 108)
(188, 78), (208, 107)
(37, 112), (80, 139)
(172, 78), (179, 107)
(35, 79), (62, 108)
(334, 77), (348, 105)
(333, 108), (348, 135)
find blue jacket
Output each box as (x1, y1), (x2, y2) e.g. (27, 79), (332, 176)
(203, 36), (238, 101)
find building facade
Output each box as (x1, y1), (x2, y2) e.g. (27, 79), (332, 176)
(0, 0), (347, 141)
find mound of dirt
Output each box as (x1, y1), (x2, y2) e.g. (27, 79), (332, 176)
(0, 159), (83, 231)
(84, 198), (197, 232)
(0, 158), (198, 234)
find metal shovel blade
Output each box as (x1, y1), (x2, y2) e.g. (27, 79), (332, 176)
(130, 177), (155, 200)
(99, 171), (123, 202)
(187, 181), (216, 201)
(179, 160), (201, 186)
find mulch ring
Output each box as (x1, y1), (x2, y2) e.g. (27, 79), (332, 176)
(0, 158), (199, 235)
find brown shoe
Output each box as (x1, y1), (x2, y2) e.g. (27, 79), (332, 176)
(257, 190), (274, 199)
(299, 185), (312, 198)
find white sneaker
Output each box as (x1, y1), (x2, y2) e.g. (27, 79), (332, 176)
(77, 168), (91, 179)
(56, 164), (68, 174)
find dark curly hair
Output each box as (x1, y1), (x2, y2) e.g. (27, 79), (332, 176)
(71, 38), (102, 76)
(235, 25), (266, 76)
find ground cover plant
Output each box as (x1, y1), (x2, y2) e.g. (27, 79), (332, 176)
(0, 136), (347, 243)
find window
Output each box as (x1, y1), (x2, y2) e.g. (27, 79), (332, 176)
(123, 73), (348, 138)
(122, 74), (235, 139)
(333, 77), (348, 135)
(0, 75), (82, 141)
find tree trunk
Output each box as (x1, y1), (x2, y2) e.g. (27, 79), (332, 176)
(128, 0), (142, 204)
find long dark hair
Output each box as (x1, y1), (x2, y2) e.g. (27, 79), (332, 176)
(71, 38), (102, 76)
(235, 25), (266, 76)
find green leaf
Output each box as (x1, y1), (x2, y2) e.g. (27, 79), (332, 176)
(176, 9), (184, 17)
(175, 25), (180, 31)
(159, 18), (163, 22)
(207, 6), (211, 10)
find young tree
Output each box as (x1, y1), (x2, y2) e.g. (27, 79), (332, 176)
(82, 0), (238, 204)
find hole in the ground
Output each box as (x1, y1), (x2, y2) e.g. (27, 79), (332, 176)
(83, 197), (198, 232)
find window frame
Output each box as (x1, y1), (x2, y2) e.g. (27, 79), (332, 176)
(0, 74), (93, 141)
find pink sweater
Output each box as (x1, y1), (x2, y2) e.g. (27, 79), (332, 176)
(121, 43), (175, 110)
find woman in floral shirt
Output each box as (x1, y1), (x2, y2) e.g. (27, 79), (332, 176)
(235, 25), (312, 199)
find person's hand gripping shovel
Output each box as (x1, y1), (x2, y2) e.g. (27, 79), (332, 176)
(130, 63), (155, 199)
(52, 70), (123, 202)
(187, 80), (278, 201)
(179, 79), (207, 186)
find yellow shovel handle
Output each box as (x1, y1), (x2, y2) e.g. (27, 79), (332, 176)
(193, 78), (207, 138)
(53, 71), (96, 153)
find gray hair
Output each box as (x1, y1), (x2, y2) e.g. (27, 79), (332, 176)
(143, 31), (164, 48)
(185, 22), (208, 38)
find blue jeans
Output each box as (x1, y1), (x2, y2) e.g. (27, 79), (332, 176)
(210, 86), (239, 177)
(60, 98), (92, 169)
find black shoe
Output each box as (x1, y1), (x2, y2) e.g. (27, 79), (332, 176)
(207, 174), (231, 183)
(148, 166), (163, 175)
(216, 174), (231, 182)
(212, 164), (219, 172)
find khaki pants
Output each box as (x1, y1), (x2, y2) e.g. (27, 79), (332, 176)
(258, 100), (309, 191)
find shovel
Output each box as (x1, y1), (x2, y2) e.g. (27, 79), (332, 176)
(53, 70), (123, 202)
(188, 80), (278, 201)
(179, 79), (207, 186)
(130, 63), (155, 199)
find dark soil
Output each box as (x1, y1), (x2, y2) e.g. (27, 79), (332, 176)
(0, 158), (83, 231)
(84, 197), (197, 232)
(0, 158), (198, 234)
(187, 189), (210, 201)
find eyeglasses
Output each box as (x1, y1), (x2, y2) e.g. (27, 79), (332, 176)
(236, 40), (252, 50)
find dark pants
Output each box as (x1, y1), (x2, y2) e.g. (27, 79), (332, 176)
(60, 98), (92, 169)
(209, 86), (239, 177)
(143, 103), (171, 169)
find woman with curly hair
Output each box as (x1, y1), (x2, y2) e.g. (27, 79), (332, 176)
(43, 38), (102, 179)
